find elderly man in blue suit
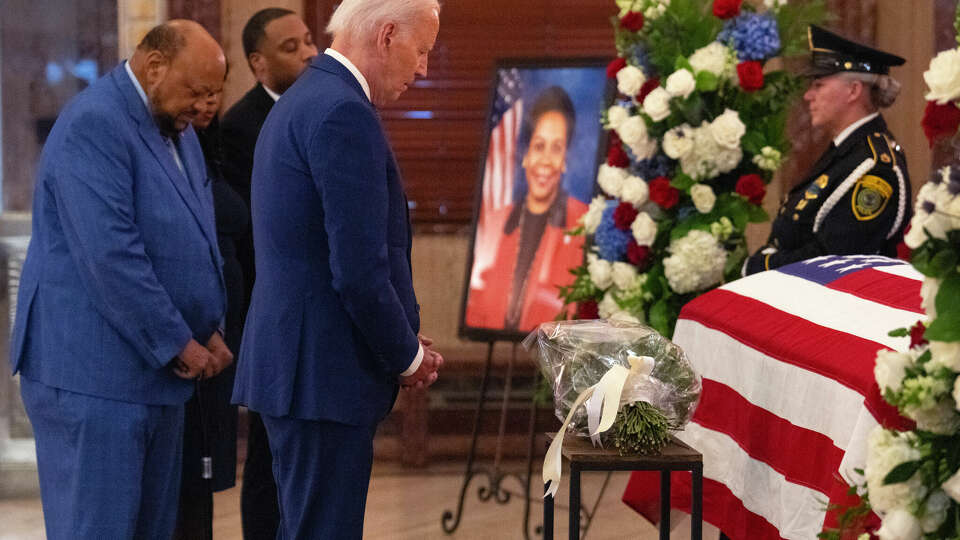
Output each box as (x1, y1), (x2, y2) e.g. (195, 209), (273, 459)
(232, 0), (443, 537)
(10, 20), (233, 539)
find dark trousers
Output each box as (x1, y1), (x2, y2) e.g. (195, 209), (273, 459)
(242, 411), (280, 540)
(20, 376), (184, 540)
(261, 414), (377, 540)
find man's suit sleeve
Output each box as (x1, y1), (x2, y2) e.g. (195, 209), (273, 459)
(308, 100), (420, 377)
(51, 109), (194, 369)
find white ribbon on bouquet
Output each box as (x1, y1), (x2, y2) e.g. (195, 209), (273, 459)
(542, 354), (656, 498)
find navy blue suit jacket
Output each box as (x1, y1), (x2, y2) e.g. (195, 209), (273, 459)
(10, 64), (226, 405)
(233, 54), (420, 425)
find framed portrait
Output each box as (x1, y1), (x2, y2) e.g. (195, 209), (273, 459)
(459, 58), (611, 342)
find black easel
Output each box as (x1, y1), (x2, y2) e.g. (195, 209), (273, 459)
(441, 341), (545, 539)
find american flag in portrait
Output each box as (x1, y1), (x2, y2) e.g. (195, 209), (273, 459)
(482, 68), (523, 213)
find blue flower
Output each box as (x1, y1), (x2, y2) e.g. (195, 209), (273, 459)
(594, 205), (632, 261)
(627, 43), (656, 77)
(631, 154), (673, 180)
(718, 13), (781, 62)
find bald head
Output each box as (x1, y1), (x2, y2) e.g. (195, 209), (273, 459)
(130, 20), (226, 136)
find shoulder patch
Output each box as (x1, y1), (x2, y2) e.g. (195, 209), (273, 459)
(851, 174), (892, 221)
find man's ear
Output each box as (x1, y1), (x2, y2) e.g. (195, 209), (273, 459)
(848, 79), (867, 104)
(143, 50), (170, 87)
(248, 52), (264, 78)
(377, 22), (397, 56)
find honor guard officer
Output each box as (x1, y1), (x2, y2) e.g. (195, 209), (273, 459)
(744, 25), (911, 275)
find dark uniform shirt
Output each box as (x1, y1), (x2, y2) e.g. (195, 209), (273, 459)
(745, 114), (911, 275)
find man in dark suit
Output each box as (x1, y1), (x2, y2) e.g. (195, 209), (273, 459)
(9, 21), (232, 539)
(232, 0), (443, 537)
(744, 25), (911, 275)
(220, 9), (317, 539)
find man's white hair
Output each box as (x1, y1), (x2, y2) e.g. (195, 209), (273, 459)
(326, 0), (440, 42)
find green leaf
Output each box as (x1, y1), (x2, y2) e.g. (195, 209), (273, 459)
(888, 328), (909, 338)
(670, 173), (696, 191)
(930, 249), (960, 278)
(926, 272), (960, 342)
(746, 204), (769, 223)
(695, 71), (718, 92)
(741, 131), (766, 156)
(883, 460), (921, 484)
(649, 299), (671, 337)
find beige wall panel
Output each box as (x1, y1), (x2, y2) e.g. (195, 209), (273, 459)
(877, 0), (935, 197)
(220, 0), (301, 112)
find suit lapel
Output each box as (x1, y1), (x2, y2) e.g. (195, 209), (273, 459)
(112, 66), (219, 253)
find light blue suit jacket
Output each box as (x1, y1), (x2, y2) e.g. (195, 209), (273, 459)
(9, 64), (226, 405)
(232, 54), (420, 425)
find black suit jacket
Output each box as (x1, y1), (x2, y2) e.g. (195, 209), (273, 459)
(221, 84), (275, 297)
(745, 115), (912, 275)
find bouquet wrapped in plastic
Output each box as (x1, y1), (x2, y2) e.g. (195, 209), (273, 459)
(524, 319), (701, 497)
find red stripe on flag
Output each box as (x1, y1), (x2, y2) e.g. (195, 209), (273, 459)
(694, 379), (845, 494)
(681, 290), (911, 430)
(825, 268), (923, 314)
(623, 472), (784, 539)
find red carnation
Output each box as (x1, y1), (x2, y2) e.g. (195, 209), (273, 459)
(737, 61), (764, 92)
(712, 0), (742, 19)
(637, 77), (661, 103)
(626, 240), (653, 270)
(607, 142), (630, 168)
(607, 57), (627, 79)
(648, 177), (679, 209)
(619, 11), (645, 32)
(735, 174), (766, 205)
(613, 202), (639, 231)
(921, 100), (960, 148)
(577, 300), (599, 320)
(909, 320), (928, 348)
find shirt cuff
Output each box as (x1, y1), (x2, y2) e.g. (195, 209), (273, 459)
(400, 343), (424, 377)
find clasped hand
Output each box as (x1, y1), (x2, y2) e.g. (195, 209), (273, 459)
(399, 334), (443, 390)
(173, 333), (234, 379)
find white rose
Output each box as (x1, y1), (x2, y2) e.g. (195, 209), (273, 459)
(866, 427), (925, 513)
(587, 254), (613, 290)
(689, 42), (733, 78)
(628, 137), (659, 162)
(607, 105), (630, 131)
(611, 262), (639, 290)
(920, 277), (941, 319)
(920, 489), (950, 533)
(665, 69), (696, 99)
(710, 109), (746, 150)
(642, 87), (672, 122)
(924, 48), (960, 105)
(581, 195), (607, 234)
(930, 340), (960, 371)
(763, 0), (787, 8)
(616, 115), (649, 148)
(620, 175), (649, 207)
(714, 146), (744, 175)
(875, 349), (913, 392)
(876, 509), (922, 540)
(662, 124), (695, 159)
(597, 164), (628, 199)
(909, 399), (960, 435)
(662, 230), (727, 294)
(690, 184), (716, 214)
(617, 65), (646, 97)
(631, 212), (658, 246)
(942, 467), (960, 503)
(598, 290), (620, 318)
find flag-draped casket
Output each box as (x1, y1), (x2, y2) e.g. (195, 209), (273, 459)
(622, 255), (921, 539)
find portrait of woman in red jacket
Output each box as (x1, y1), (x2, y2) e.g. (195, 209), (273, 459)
(465, 85), (591, 335)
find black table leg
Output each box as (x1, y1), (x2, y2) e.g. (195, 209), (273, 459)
(569, 464), (581, 540)
(659, 470), (670, 540)
(692, 464), (703, 540)
(544, 484), (554, 540)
